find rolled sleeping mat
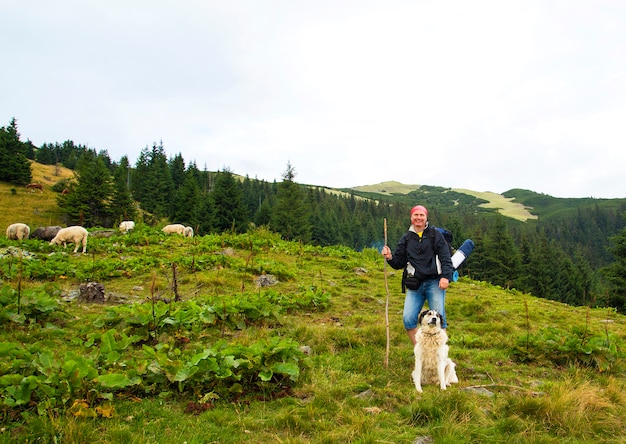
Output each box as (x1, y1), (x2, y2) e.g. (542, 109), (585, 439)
(451, 239), (475, 269)
(436, 239), (475, 280)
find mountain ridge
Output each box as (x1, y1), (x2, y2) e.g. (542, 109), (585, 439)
(345, 180), (538, 222)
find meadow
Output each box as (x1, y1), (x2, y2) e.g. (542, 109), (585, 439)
(0, 162), (73, 231)
(0, 224), (625, 444)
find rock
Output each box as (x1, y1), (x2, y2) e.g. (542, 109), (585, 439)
(255, 274), (278, 287)
(89, 230), (116, 238)
(462, 386), (495, 397)
(78, 282), (106, 303)
(354, 389), (373, 399)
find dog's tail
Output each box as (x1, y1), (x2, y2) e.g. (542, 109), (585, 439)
(446, 359), (459, 385)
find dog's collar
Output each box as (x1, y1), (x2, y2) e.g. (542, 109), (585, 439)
(421, 331), (439, 336)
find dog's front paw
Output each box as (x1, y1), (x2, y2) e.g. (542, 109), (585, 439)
(440, 384), (447, 390)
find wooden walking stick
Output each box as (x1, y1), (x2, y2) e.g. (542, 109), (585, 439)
(383, 218), (391, 368)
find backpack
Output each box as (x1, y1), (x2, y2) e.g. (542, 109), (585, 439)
(433, 227), (475, 279)
(434, 227), (454, 256)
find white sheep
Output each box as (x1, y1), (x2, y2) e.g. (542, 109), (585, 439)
(184, 226), (194, 238)
(119, 220), (135, 233)
(6, 223), (30, 240)
(49, 226), (89, 253)
(162, 224), (186, 235)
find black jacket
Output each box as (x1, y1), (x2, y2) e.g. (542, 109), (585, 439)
(387, 225), (454, 282)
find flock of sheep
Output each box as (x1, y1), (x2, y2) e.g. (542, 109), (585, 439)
(5, 221), (194, 254)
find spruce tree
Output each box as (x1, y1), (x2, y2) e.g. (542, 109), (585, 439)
(131, 143), (173, 218)
(169, 153), (186, 189)
(254, 197), (273, 227)
(470, 217), (521, 289)
(209, 168), (248, 233)
(601, 224), (626, 312)
(131, 147), (150, 203)
(311, 198), (340, 246)
(110, 156), (137, 223)
(171, 173), (202, 229)
(36, 143), (58, 165)
(271, 163), (311, 242)
(58, 151), (114, 227)
(0, 118), (32, 185)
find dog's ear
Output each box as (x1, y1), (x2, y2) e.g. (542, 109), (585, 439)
(418, 310), (428, 324)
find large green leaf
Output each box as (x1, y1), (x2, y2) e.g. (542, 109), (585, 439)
(271, 362), (300, 381)
(96, 373), (141, 389)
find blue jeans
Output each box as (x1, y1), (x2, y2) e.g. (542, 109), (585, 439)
(403, 278), (447, 329)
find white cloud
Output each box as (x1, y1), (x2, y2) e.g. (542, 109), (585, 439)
(1, 0), (625, 197)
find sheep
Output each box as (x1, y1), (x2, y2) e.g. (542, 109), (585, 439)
(31, 226), (62, 241)
(162, 224), (186, 235)
(6, 223), (30, 240)
(119, 220), (135, 233)
(184, 226), (194, 238)
(49, 226), (89, 253)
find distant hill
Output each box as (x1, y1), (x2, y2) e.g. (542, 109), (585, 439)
(349, 181), (538, 222)
(0, 161), (74, 231)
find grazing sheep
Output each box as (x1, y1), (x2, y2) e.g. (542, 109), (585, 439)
(119, 220), (135, 233)
(6, 223), (30, 240)
(50, 226), (89, 253)
(162, 224), (186, 235)
(31, 226), (62, 241)
(184, 226), (194, 238)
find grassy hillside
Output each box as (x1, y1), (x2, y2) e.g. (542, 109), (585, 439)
(0, 161), (74, 231)
(351, 181), (538, 222)
(504, 188), (626, 219)
(1, 227), (624, 443)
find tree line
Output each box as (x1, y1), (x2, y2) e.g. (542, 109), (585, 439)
(2, 119), (625, 312)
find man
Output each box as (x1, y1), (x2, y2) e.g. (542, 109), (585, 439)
(381, 205), (454, 344)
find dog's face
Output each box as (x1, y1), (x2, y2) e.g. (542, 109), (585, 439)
(418, 310), (443, 330)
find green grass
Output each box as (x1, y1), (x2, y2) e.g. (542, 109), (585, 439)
(0, 226), (625, 443)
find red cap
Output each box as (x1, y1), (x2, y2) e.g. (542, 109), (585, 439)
(410, 205), (428, 217)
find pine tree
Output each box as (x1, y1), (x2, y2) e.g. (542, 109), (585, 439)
(131, 143), (173, 218)
(601, 224), (626, 312)
(271, 163), (311, 242)
(311, 198), (340, 246)
(110, 156), (137, 223)
(470, 217), (521, 289)
(0, 118), (32, 185)
(254, 197), (274, 227)
(209, 168), (248, 233)
(36, 143), (58, 165)
(130, 147), (150, 203)
(169, 153), (186, 189)
(171, 172), (202, 229)
(58, 150), (114, 227)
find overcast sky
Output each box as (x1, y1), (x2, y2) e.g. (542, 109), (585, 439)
(2, 1), (625, 198)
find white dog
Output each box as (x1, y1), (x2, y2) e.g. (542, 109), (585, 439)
(412, 310), (458, 392)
